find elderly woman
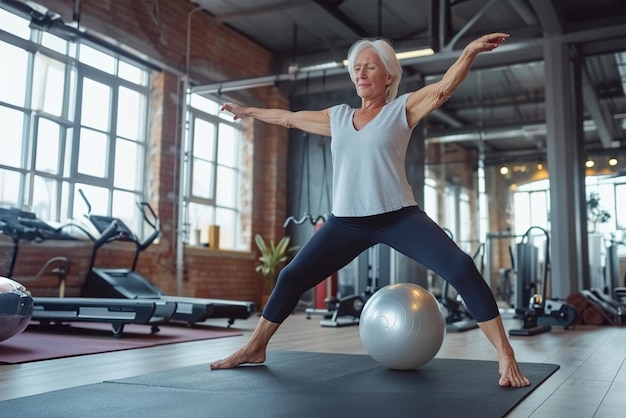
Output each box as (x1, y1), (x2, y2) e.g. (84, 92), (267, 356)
(212, 33), (530, 387)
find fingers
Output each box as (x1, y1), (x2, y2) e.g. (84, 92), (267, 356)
(484, 32), (510, 42)
(483, 33), (509, 50)
(466, 34), (508, 54)
(220, 102), (235, 113)
(220, 102), (241, 120)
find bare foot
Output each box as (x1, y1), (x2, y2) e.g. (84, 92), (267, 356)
(210, 346), (266, 370)
(498, 354), (531, 387)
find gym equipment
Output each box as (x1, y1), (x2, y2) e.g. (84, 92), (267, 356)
(606, 239), (624, 294)
(440, 278), (478, 332)
(579, 289), (626, 325)
(304, 271), (366, 327)
(496, 245), (515, 307)
(282, 136), (330, 227)
(315, 294), (366, 327)
(609, 239), (626, 309)
(359, 283), (446, 370)
(434, 228), (479, 333)
(0, 208), (177, 337)
(304, 220), (364, 327)
(77, 192), (254, 326)
(0, 276), (33, 342)
(579, 239), (626, 325)
(485, 230), (525, 308)
(514, 236), (539, 311)
(509, 226), (577, 336)
(284, 74), (331, 229)
(305, 245), (385, 327)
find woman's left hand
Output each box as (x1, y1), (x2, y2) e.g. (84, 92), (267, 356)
(466, 33), (510, 55)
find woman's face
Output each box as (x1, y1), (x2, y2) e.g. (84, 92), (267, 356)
(352, 47), (392, 101)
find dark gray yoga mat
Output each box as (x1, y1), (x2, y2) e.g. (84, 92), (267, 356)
(1, 351), (559, 417)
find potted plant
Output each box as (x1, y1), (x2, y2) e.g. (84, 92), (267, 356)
(587, 192), (611, 233)
(254, 234), (295, 307)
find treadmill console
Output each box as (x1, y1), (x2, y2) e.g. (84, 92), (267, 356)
(88, 215), (135, 240)
(0, 207), (75, 241)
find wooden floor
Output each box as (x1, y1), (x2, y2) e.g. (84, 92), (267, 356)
(1, 312), (625, 417)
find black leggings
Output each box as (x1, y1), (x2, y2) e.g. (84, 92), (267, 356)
(263, 206), (499, 323)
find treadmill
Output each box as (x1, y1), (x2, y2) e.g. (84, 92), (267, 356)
(77, 193), (255, 327)
(0, 208), (177, 337)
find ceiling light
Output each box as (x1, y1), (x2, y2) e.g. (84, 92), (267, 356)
(299, 61), (344, 72)
(396, 48), (435, 60)
(585, 159), (595, 168)
(500, 165), (509, 175)
(342, 47), (435, 67)
(608, 157), (618, 166)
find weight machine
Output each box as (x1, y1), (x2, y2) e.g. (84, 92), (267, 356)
(509, 226), (577, 336)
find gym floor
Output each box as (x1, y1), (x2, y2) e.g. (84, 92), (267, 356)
(1, 312), (624, 417)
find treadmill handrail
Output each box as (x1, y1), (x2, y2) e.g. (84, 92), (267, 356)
(87, 220), (120, 272)
(136, 202), (160, 251)
(94, 220), (120, 248)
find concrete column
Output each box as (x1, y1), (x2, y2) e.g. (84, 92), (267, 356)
(544, 39), (587, 297)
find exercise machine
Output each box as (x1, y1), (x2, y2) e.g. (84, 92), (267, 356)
(304, 245), (382, 327)
(304, 265), (364, 327)
(579, 288), (626, 325)
(304, 263), (367, 328)
(0, 208), (176, 337)
(579, 239), (626, 325)
(77, 192), (255, 326)
(509, 226), (577, 336)
(610, 239), (626, 307)
(439, 277), (478, 332)
(438, 244), (484, 333)
(496, 246), (515, 307)
(433, 229), (479, 333)
(485, 230), (526, 310)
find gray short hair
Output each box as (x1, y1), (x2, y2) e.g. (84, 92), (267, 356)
(346, 39), (402, 103)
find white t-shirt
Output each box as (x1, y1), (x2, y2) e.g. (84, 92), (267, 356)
(329, 93), (418, 217)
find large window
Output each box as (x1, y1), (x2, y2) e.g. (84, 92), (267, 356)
(423, 177), (439, 222)
(585, 176), (625, 234)
(514, 176), (626, 255)
(0, 6), (150, 233)
(513, 179), (550, 236)
(183, 93), (244, 250)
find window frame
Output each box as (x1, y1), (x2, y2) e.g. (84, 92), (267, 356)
(183, 92), (245, 250)
(0, 7), (151, 235)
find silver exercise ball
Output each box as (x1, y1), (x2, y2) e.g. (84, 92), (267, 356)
(359, 283), (446, 370)
(0, 276), (34, 343)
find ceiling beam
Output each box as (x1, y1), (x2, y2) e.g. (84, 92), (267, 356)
(429, 109), (464, 128)
(425, 119), (601, 142)
(312, 0), (370, 38)
(193, 0), (312, 23)
(194, 35), (545, 96)
(506, 0), (539, 26)
(445, 0), (499, 51)
(528, 0), (564, 34)
(581, 62), (621, 147)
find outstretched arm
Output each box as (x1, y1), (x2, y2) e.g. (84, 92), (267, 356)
(405, 33), (510, 128)
(221, 103), (331, 137)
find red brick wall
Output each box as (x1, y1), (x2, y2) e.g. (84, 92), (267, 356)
(34, 0), (273, 81)
(4, 0), (291, 309)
